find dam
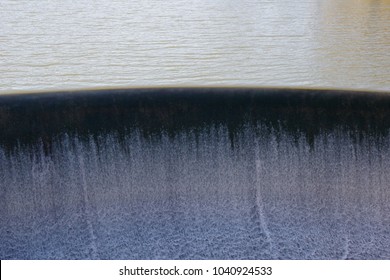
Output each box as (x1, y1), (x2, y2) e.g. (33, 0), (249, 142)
(1, 87), (390, 259)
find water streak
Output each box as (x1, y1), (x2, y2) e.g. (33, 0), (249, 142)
(1, 126), (390, 259)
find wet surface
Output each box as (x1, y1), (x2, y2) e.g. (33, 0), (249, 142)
(1, 0), (389, 92)
(1, 88), (390, 259)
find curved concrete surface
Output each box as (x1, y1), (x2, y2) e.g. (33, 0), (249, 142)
(1, 87), (390, 259)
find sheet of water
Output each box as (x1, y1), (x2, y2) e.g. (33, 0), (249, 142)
(1, 127), (389, 259)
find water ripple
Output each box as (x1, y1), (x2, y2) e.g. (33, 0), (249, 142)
(0, 0), (389, 92)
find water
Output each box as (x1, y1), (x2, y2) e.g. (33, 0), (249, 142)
(1, 86), (390, 259)
(1, 126), (390, 259)
(1, 0), (389, 92)
(1, 0), (390, 259)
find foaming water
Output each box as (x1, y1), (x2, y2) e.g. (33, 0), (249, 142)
(1, 125), (389, 259)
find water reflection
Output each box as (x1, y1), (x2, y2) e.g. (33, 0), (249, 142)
(0, 0), (389, 91)
(312, 0), (390, 89)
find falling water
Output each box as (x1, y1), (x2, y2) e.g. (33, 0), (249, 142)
(1, 125), (390, 259)
(1, 88), (390, 259)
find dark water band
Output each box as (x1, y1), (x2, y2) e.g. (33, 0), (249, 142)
(1, 87), (390, 150)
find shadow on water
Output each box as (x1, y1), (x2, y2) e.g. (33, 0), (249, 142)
(1, 87), (390, 259)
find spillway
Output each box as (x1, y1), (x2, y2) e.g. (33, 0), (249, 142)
(1, 87), (390, 259)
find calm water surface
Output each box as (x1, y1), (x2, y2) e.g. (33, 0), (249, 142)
(1, 0), (389, 91)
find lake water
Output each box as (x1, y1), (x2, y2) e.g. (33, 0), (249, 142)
(1, 0), (389, 92)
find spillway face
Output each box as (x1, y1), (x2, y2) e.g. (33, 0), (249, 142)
(1, 88), (390, 259)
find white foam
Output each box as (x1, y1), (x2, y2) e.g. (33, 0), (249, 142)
(1, 126), (389, 259)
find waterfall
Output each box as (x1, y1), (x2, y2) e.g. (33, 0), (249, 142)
(1, 87), (390, 259)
